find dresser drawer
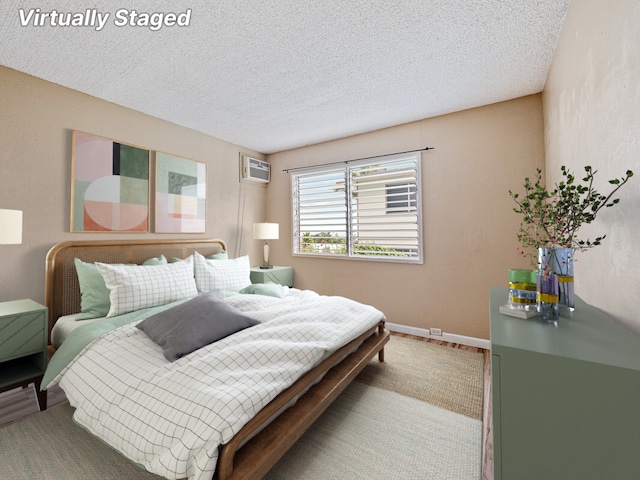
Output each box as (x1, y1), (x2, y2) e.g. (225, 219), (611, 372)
(0, 309), (47, 361)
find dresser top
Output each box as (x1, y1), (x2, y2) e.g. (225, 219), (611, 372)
(490, 286), (640, 371)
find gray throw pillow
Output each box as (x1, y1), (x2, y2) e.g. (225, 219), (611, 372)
(136, 290), (259, 361)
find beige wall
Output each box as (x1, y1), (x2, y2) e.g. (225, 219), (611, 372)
(543, 0), (640, 334)
(0, 66), (267, 305)
(267, 95), (545, 340)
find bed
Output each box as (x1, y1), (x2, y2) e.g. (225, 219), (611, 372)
(43, 238), (389, 480)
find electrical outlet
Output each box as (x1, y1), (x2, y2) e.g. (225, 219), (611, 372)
(430, 327), (443, 336)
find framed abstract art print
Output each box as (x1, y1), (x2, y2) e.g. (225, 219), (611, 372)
(71, 131), (150, 232)
(154, 152), (207, 233)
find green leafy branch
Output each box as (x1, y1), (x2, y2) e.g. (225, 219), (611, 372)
(509, 165), (633, 265)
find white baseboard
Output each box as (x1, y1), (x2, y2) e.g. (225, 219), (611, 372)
(385, 322), (491, 350)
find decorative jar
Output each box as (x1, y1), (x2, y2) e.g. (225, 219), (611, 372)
(508, 269), (537, 310)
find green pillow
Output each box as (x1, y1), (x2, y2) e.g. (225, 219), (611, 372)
(142, 255), (167, 265)
(170, 252), (226, 263)
(239, 282), (285, 298)
(207, 251), (228, 260)
(74, 258), (112, 320)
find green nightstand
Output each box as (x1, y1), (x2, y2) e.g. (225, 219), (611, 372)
(250, 266), (294, 287)
(0, 299), (48, 411)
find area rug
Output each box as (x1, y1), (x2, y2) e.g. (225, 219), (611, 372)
(0, 335), (484, 479)
(356, 335), (485, 420)
(0, 402), (162, 480)
(266, 381), (482, 479)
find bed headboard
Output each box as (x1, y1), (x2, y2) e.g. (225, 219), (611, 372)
(44, 238), (227, 341)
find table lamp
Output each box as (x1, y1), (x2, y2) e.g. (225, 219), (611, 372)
(253, 222), (279, 269)
(0, 209), (22, 245)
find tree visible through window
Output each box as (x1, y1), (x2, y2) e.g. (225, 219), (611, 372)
(291, 152), (423, 263)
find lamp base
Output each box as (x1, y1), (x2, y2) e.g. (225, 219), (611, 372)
(260, 240), (273, 270)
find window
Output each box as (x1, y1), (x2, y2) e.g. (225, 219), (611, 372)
(291, 152), (422, 263)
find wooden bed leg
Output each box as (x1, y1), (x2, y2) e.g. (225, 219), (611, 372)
(34, 378), (47, 411)
(378, 323), (385, 362)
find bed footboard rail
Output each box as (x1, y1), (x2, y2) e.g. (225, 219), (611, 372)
(216, 321), (390, 480)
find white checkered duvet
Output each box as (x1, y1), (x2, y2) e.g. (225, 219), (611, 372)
(53, 289), (384, 480)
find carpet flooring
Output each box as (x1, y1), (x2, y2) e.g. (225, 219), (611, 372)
(0, 335), (484, 479)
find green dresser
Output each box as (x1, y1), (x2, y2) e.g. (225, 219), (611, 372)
(0, 299), (48, 410)
(490, 286), (640, 480)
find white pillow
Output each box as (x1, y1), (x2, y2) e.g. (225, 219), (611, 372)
(96, 257), (198, 317)
(193, 251), (251, 293)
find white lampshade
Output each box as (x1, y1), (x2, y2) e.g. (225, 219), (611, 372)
(0, 209), (22, 245)
(253, 222), (279, 240)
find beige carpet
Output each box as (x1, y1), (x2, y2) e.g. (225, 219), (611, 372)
(0, 335), (484, 479)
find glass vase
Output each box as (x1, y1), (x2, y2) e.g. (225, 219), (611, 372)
(538, 247), (574, 310)
(537, 247), (560, 323)
(537, 270), (559, 323)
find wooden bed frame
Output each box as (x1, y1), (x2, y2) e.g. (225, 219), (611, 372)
(44, 238), (389, 480)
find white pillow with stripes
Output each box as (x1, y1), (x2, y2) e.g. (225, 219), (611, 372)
(193, 251), (251, 293)
(96, 257), (198, 317)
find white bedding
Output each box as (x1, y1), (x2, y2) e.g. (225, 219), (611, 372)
(48, 289), (385, 480)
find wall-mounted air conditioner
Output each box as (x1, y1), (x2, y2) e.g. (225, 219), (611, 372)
(241, 155), (270, 183)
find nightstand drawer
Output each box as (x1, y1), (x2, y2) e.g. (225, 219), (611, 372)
(250, 266), (294, 287)
(0, 310), (47, 361)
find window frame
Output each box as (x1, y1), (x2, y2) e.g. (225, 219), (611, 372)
(291, 152), (423, 264)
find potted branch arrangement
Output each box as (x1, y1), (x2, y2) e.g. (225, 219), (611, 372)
(509, 165), (633, 322)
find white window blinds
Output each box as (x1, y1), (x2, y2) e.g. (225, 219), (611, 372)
(291, 152), (422, 263)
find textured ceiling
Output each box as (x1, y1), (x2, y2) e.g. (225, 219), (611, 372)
(0, 0), (570, 153)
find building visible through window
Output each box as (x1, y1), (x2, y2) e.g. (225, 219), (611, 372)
(386, 184), (417, 213)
